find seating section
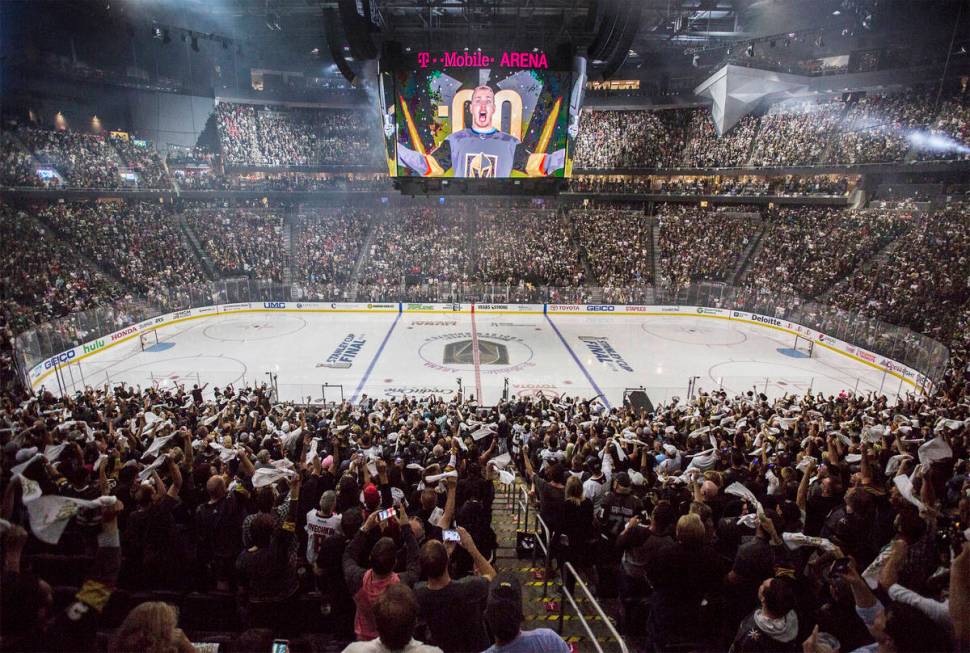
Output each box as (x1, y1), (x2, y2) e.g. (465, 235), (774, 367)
(184, 207), (287, 282)
(657, 204), (762, 291)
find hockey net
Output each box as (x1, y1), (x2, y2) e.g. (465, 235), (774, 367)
(139, 330), (159, 351)
(792, 334), (815, 358)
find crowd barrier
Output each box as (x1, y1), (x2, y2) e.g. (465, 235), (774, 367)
(12, 279), (948, 397)
(515, 482), (628, 653)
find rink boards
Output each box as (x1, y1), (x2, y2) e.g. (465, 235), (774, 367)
(27, 302), (933, 405)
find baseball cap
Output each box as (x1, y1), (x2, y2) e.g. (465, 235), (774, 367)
(484, 574), (524, 633)
(614, 471), (631, 489)
(363, 483), (381, 508)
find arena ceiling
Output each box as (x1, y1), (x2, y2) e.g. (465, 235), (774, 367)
(2, 0), (967, 94)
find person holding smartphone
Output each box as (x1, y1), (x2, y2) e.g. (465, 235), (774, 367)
(414, 527), (496, 652)
(344, 506), (421, 642)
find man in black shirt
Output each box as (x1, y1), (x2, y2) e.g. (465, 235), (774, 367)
(414, 528), (496, 652)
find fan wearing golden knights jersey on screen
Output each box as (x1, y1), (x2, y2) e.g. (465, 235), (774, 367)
(397, 86), (566, 178)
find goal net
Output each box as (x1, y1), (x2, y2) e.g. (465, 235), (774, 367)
(139, 330), (159, 351)
(792, 334), (815, 358)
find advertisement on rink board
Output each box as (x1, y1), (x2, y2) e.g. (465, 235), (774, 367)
(27, 301), (934, 395)
(473, 303), (543, 313)
(404, 303), (467, 313)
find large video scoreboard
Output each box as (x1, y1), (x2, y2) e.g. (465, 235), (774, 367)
(377, 48), (584, 181)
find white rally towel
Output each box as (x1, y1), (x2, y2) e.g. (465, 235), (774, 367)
(782, 532), (838, 553)
(22, 489), (117, 545)
(893, 474), (925, 512)
(470, 425), (495, 442)
(137, 455), (170, 481)
(252, 466), (297, 489)
(725, 482), (765, 517)
(885, 453), (912, 478)
(917, 436), (952, 467)
(488, 453), (512, 470)
(424, 470), (458, 484)
(497, 470), (515, 486)
(142, 433), (177, 460)
(43, 443), (70, 462)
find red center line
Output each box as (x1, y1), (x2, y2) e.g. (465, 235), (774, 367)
(470, 304), (483, 402)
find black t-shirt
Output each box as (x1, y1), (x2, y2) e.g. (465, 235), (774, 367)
(414, 576), (490, 653)
(805, 493), (842, 537)
(732, 536), (774, 583)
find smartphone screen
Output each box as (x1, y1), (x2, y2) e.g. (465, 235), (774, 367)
(378, 508), (395, 521)
(443, 529), (460, 542)
(272, 640), (289, 653)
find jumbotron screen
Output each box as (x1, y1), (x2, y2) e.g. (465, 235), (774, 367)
(378, 51), (576, 179)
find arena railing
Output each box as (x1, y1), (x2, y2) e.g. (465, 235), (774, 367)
(516, 483), (628, 652)
(12, 278), (949, 393)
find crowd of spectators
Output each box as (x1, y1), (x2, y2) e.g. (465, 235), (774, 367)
(573, 110), (684, 169)
(569, 176), (654, 194)
(359, 209), (469, 299)
(569, 175), (851, 197)
(39, 201), (205, 295)
(918, 93), (970, 161)
(777, 175), (850, 197)
(830, 91), (938, 165)
(471, 210), (583, 288)
(215, 103), (381, 168)
(748, 100), (845, 167)
(0, 346), (967, 651)
(0, 205), (124, 333)
(745, 207), (910, 298)
(184, 207), (287, 282)
(294, 210), (371, 289)
(832, 206), (970, 341)
(21, 128), (122, 189)
(0, 141), (45, 188)
(215, 104), (264, 167)
(573, 208), (652, 290)
(108, 137), (171, 189)
(574, 90), (970, 170)
(657, 204), (762, 291)
(678, 110), (758, 169)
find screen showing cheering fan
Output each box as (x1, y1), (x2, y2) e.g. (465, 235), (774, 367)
(384, 55), (574, 179)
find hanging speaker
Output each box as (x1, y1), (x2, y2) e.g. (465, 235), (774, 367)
(324, 8), (357, 85)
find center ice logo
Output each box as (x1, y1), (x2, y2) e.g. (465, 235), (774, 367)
(444, 339), (509, 365)
(418, 331), (535, 374)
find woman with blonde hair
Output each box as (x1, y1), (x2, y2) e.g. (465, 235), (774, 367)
(558, 475), (597, 593)
(109, 602), (194, 653)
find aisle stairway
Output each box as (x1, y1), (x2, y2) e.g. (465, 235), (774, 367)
(491, 481), (627, 653)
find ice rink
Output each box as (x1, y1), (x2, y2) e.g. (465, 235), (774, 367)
(45, 309), (917, 407)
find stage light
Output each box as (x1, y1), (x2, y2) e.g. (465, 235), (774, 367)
(152, 26), (163, 40)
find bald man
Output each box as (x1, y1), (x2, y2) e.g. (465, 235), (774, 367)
(195, 473), (250, 590)
(398, 85), (566, 178)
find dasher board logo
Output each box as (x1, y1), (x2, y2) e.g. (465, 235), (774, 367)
(418, 332), (535, 374)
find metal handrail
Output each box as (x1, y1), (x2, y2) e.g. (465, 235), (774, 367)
(558, 562), (630, 653)
(533, 511), (554, 598)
